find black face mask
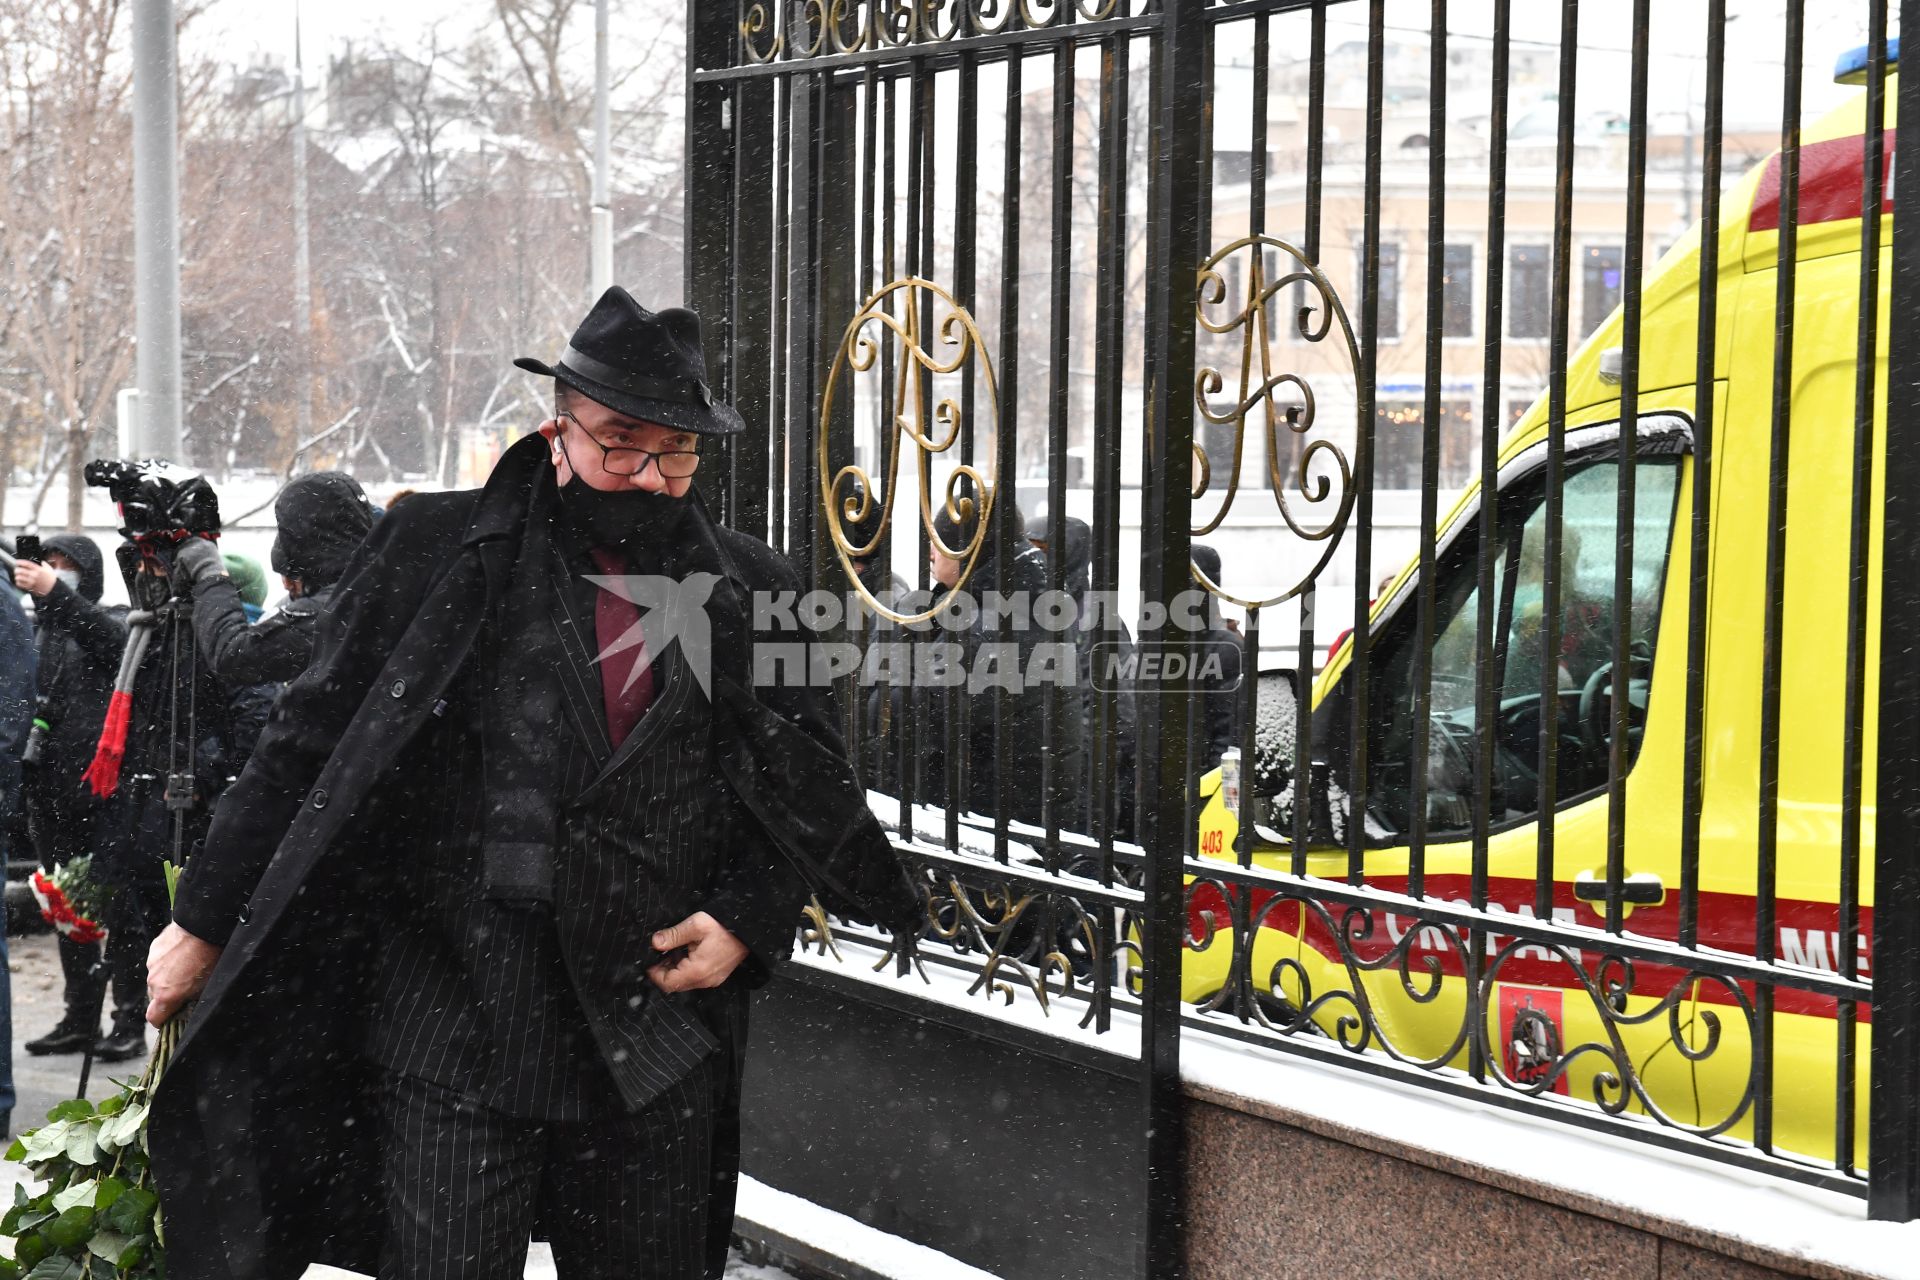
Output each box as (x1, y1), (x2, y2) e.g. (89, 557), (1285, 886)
(558, 471), (690, 549)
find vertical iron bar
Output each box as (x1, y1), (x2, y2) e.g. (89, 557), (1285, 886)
(729, 72), (776, 542)
(1468, 0), (1510, 1087)
(1184, 16), (1217, 865)
(685, 7), (737, 519)
(786, 77), (825, 579)
(956, 49), (982, 852)
(770, 76), (792, 556)
(1292, 0), (1327, 878)
(1089, 33), (1131, 1036)
(1250, 16), (1268, 236)
(1535, 0), (1578, 920)
(819, 85), (858, 605)
(1839, 0), (1888, 1183)
(1347, 0), (1386, 888)
(884, 72), (916, 843)
(1874, 0), (1920, 1209)
(1140, 4), (1206, 1274)
(995, 52), (1023, 868)
(1681, 0), (1727, 956)
(1303, 1), (1325, 263)
(1236, 607), (1260, 873)
(1408, 0), (1446, 901)
(1753, 0), (1804, 1157)
(1092, 33), (1130, 891)
(1605, 0), (1650, 936)
(1045, 33), (1075, 868)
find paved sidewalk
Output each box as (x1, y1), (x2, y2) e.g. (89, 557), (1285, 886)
(7, 928), (142, 1135)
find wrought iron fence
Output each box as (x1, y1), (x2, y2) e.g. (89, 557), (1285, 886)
(683, 0), (1920, 1265)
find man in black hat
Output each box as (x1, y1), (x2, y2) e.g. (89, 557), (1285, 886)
(144, 288), (918, 1280)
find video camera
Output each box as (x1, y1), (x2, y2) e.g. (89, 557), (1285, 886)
(84, 459), (221, 544)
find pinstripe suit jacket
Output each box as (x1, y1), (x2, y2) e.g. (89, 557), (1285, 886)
(152, 435), (911, 1280)
(367, 536), (773, 1117)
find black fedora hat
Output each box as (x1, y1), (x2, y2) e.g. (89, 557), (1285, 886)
(515, 287), (745, 437)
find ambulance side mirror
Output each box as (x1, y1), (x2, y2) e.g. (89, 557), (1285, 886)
(1251, 666), (1348, 846)
(1250, 667), (1301, 797)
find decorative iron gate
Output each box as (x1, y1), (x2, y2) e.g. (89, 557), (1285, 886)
(684, 0), (1920, 1271)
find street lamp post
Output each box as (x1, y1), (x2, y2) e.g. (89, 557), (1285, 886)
(131, 0), (183, 461)
(591, 0), (612, 299)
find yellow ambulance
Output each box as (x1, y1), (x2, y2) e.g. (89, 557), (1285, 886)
(1190, 46), (1895, 1169)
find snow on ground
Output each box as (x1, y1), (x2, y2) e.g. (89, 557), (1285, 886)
(735, 1176), (1002, 1280)
(303, 1245), (795, 1279)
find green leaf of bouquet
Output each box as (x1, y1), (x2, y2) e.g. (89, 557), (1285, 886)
(92, 1178), (127, 1213)
(104, 1187), (156, 1237)
(108, 1103), (150, 1152)
(10, 1233), (45, 1270)
(11, 1208), (53, 1233)
(45, 1102), (91, 1125)
(3, 1140), (23, 1164)
(60, 1126), (96, 1168)
(20, 1122), (69, 1164)
(84, 1229), (130, 1265)
(0, 1255), (21, 1280)
(42, 1206), (93, 1250)
(21, 1257), (82, 1280)
(95, 1094), (127, 1118)
(93, 1114), (125, 1152)
(48, 1181), (94, 1215)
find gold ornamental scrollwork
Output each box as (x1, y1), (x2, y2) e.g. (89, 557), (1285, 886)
(738, 0), (1137, 63)
(1192, 234), (1360, 610)
(739, 1), (784, 63)
(820, 277), (999, 626)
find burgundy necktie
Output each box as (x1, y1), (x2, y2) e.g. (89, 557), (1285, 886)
(588, 546), (654, 748)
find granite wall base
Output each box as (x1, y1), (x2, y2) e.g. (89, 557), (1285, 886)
(1186, 1098), (1817, 1280)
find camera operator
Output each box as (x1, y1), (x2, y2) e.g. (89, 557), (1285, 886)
(167, 472), (376, 687)
(11, 535), (133, 1056)
(78, 462), (275, 1062)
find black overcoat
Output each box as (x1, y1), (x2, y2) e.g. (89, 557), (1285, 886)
(152, 436), (918, 1280)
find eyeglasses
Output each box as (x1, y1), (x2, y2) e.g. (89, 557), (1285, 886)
(557, 411), (701, 479)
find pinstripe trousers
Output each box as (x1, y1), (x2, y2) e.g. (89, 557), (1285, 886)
(376, 1055), (728, 1280)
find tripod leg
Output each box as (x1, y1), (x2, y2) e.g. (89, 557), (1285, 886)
(74, 956), (107, 1100)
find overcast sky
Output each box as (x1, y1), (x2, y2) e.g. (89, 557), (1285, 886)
(188, 0), (483, 70)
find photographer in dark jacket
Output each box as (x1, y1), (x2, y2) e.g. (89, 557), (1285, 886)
(169, 472), (376, 687)
(12, 535), (132, 1055)
(70, 462), (275, 1062)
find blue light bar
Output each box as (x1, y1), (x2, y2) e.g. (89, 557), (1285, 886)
(1835, 37), (1899, 86)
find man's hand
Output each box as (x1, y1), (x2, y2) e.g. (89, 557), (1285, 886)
(12, 559), (56, 597)
(171, 536), (227, 590)
(146, 923), (223, 1027)
(646, 912), (748, 994)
